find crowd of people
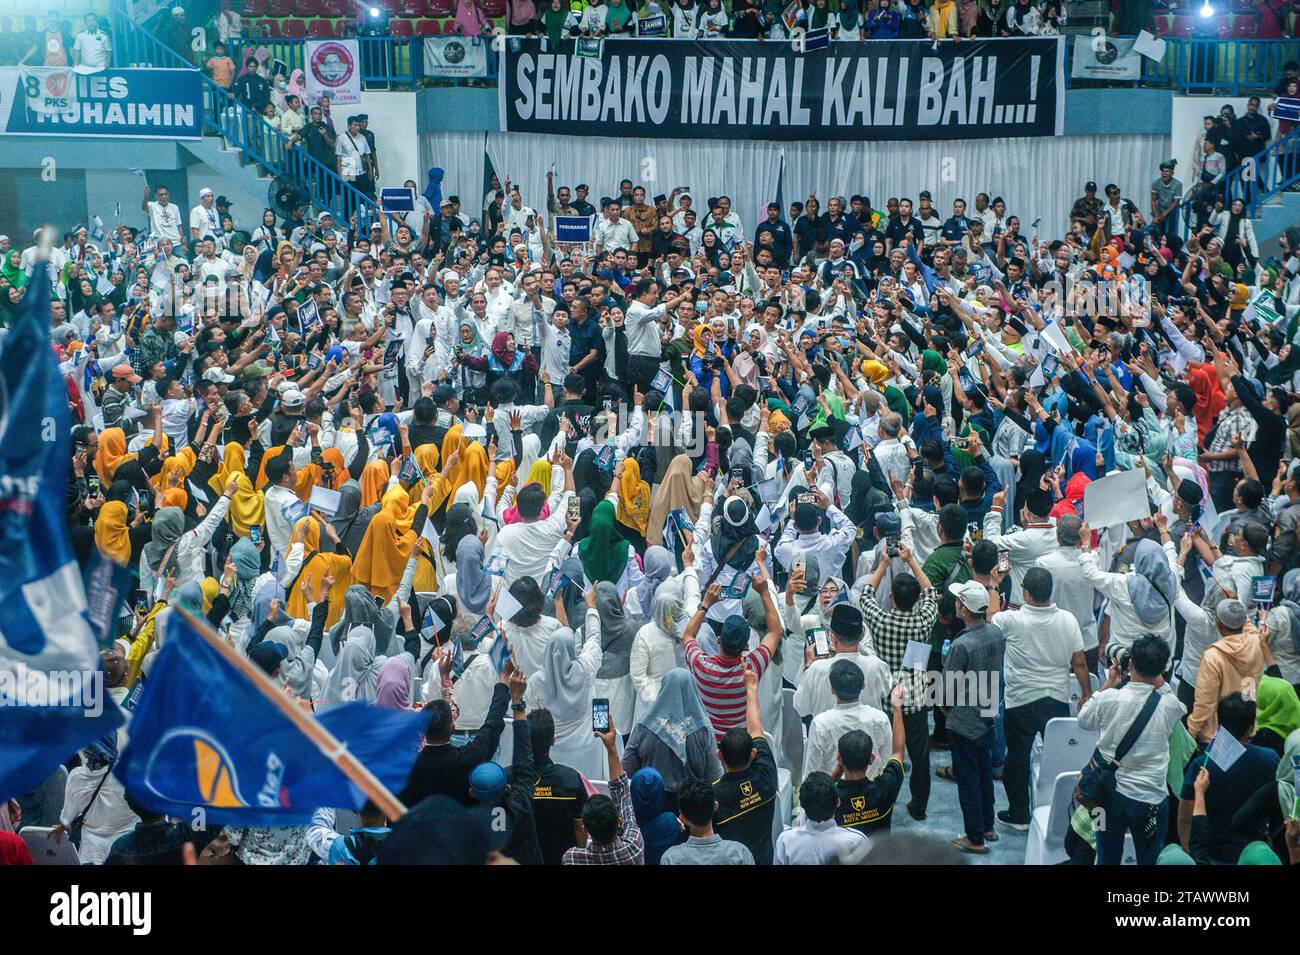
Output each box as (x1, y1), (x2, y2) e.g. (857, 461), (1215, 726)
(5, 109), (1300, 865)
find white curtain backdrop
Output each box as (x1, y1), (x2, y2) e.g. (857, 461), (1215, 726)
(783, 135), (1171, 240)
(417, 131), (488, 218)
(419, 132), (1170, 241)
(483, 132), (785, 235)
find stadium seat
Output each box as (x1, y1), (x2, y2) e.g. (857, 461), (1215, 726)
(1232, 16), (1258, 38)
(321, 0), (351, 15)
(390, 17), (415, 35)
(293, 0), (323, 16)
(1154, 16), (1174, 36)
(1170, 15), (1196, 38)
(482, 0), (506, 16)
(1029, 717), (1098, 811)
(243, 0), (270, 15)
(252, 18), (277, 36)
(398, 0), (426, 16)
(280, 18), (308, 37)
(773, 767), (792, 845)
(269, 0), (295, 17)
(1024, 771), (1077, 865)
(427, 0), (453, 16)
(414, 18), (441, 34)
(780, 687), (804, 775)
(307, 18), (334, 36)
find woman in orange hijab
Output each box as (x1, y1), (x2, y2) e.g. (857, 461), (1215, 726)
(154, 447), (196, 495)
(460, 441), (489, 498)
(352, 486), (418, 602)
(406, 443), (441, 508)
(321, 448), (349, 491)
(93, 427), (135, 485)
(94, 500), (132, 565)
(360, 458), (391, 508)
(284, 516), (354, 627)
(161, 487), (188, 510)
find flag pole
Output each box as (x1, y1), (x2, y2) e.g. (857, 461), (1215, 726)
(173, 606), (409, 821)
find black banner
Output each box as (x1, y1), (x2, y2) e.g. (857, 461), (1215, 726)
(499, 36), (1064, 141)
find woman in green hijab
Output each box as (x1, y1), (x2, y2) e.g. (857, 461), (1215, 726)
(883, 385), (912, 427)
(0, 249), (27, 293)
(579, 499), (632, 585)
(543, 0), (571, 45)
(1254, 675), (1300, 755)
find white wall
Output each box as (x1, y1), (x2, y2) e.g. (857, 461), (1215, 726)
(355, 90), (419, 193)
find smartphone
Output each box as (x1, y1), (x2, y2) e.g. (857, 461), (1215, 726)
(86, 475), (101, 497)
(728, 466), (746, 485)
(249, 525), (262, 545)
(135, 595), (149, 615)
(567, 496), (581, 522)
(425, 335), (435, 348)
(808, 627), (831, 658)
(997, 548), (1011, 573)
(802, 448), (814, 471)
(791, 547), (807, 579)
(591, 698), (611, 733)
(886, 534), (900, 558)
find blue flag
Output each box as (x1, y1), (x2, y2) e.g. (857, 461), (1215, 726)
(116, 612), (429, 826)
(0, 266), (124, 800)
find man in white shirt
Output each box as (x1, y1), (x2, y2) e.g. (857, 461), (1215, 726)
(190, 188), (222, 243)
(335, 116), (372, 187)
(804, 657), (892, 781)
(624, 277), (690, 393)
(774, 772), (868, 864)
(981, 486), (1058, 606)
(992, 566), (1092, 830)
(1033, 515), (1101, 673)
(793, 602), (892, 716)
(1076, 635), (1185, 865)
(141, 184), (183, 244)
(593, 200), (638, 253)
(73, 13), (111, 70)
(494, 465), (575, 588)
(871, 413), (914, 495)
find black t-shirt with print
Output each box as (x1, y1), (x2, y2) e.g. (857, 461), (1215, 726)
(835, 757), (905, 836)
(532, 759), (588, 866)
(713, 736), (778, 865)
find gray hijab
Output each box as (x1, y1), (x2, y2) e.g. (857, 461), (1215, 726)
(560, 556), (587, 628)
(456, 534), (492, 616)
(143, 506), (185, 577)
(636, 668), (711, 763)
(635, 546), (674, 623)
(594, 580), (635, 680)
(327, 584), (397, 655)
(1127, 538), (1176, 627)
(267, 622), (312, 697)
(321, 625), (386, 706)
(648, 578), (685, 642)
(531, 628), (589, 722)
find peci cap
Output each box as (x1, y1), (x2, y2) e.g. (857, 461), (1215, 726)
(1215, 598), (1247, 630)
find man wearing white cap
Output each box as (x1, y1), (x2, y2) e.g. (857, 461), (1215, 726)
(190, 188), (221, 243)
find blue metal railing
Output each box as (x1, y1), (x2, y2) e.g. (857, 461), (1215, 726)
(209, 33), (1296, 94)
(112, 18), (385, 233)
(1175, 125), (1300, 240)
(226, 34), (498, 88)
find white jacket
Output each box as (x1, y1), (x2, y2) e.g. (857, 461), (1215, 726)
(1209, 209), (1259, 261)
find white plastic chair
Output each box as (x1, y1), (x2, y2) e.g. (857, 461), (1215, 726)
(1067, 672), (1101, 717)
(772, 767), (792, 845)
(1024, 770), (1078, 865)
(1030, 717), (1099, 810)
(492, 717), (514, 768)
(780, 687), (804, 776)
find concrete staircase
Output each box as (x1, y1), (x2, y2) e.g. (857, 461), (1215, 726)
(1252, 189), (1300, 260)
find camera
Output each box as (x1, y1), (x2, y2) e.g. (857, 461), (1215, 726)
(1112, 646), (1132, 673)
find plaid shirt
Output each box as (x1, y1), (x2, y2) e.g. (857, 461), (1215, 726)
(859, 587), (939, 715)
(561, 772), (644, 865)
(1204, 405), (1257, 473)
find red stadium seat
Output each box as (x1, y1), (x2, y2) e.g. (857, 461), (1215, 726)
(426, 0), (453, 16)
(320, 0), (350, 15)
(1154, 16), (1174, 36)
(268, 0), (295, 17)
(397, 0), (425, 16)
(1170, 15), (1195, 38)
(481, 0), (506, 16)
(307, 18), (334, 36)
(390, 17), (414, 35)
(415, 18), (441, 34)
(252, 18), (277, 36)
(243, 0), (270, 15)
(293, 0), (323, 16)
(1231, 15), (1258, 38)
(279, 18), (308, 37)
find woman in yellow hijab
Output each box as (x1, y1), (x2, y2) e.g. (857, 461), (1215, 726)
(352, 486), (418, 602)
(93, 427), (135, 485)
(284, 517), (354, 627)
(94, 500), (132, 565)
(208, 442), (265, 538)
(406, 443), (442, 508)
(161, 487), (188, 510)
(494, 458), (515, 505)
(690, 324), (712, 358)
(154, 447), (196, 494)
(321, 448), (349, 490)
(525, 457), (552, 497)
(360, 458), (391, 508)
(255, 446), (321, 502)
(861, 359), (889, 390)
(461, 441), (489, 498)
(615, 456), (651, 541)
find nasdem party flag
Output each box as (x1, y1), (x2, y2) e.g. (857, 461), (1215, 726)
(0, 265), (124, 800)
(116, 612), (428, 826)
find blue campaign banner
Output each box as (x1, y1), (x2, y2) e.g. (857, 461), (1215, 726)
(0, 67), (204, 140)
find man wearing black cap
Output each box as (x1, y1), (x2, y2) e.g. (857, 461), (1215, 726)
(1150, 160), (1183, 244)
(980, 485), (1058, 607)
(794, 602), (892, 720)
(1070, 181), (1103, 230)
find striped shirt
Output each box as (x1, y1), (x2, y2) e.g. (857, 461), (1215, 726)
(684, 641), (772, 737)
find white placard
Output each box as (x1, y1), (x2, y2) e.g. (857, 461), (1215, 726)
(902, 639), (931, 670)
(308, 485), (342, 516)
(1083, 468), (1151, 528)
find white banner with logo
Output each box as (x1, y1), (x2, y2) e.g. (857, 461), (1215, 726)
(18, 66), (78, 116)
(1070, 35), (1141, 81)
(305, 38), (362, 106)
(422, 36), (488, 78)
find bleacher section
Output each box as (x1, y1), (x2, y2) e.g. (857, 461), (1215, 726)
(239, 0), (505, 38)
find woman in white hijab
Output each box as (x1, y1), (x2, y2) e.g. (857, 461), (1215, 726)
(319, 626), (386, 710)
(629, 577), (686, 724)
(525, 587), (614, 779)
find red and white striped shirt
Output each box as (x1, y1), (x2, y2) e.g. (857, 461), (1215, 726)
(685, 641), (772, 737)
